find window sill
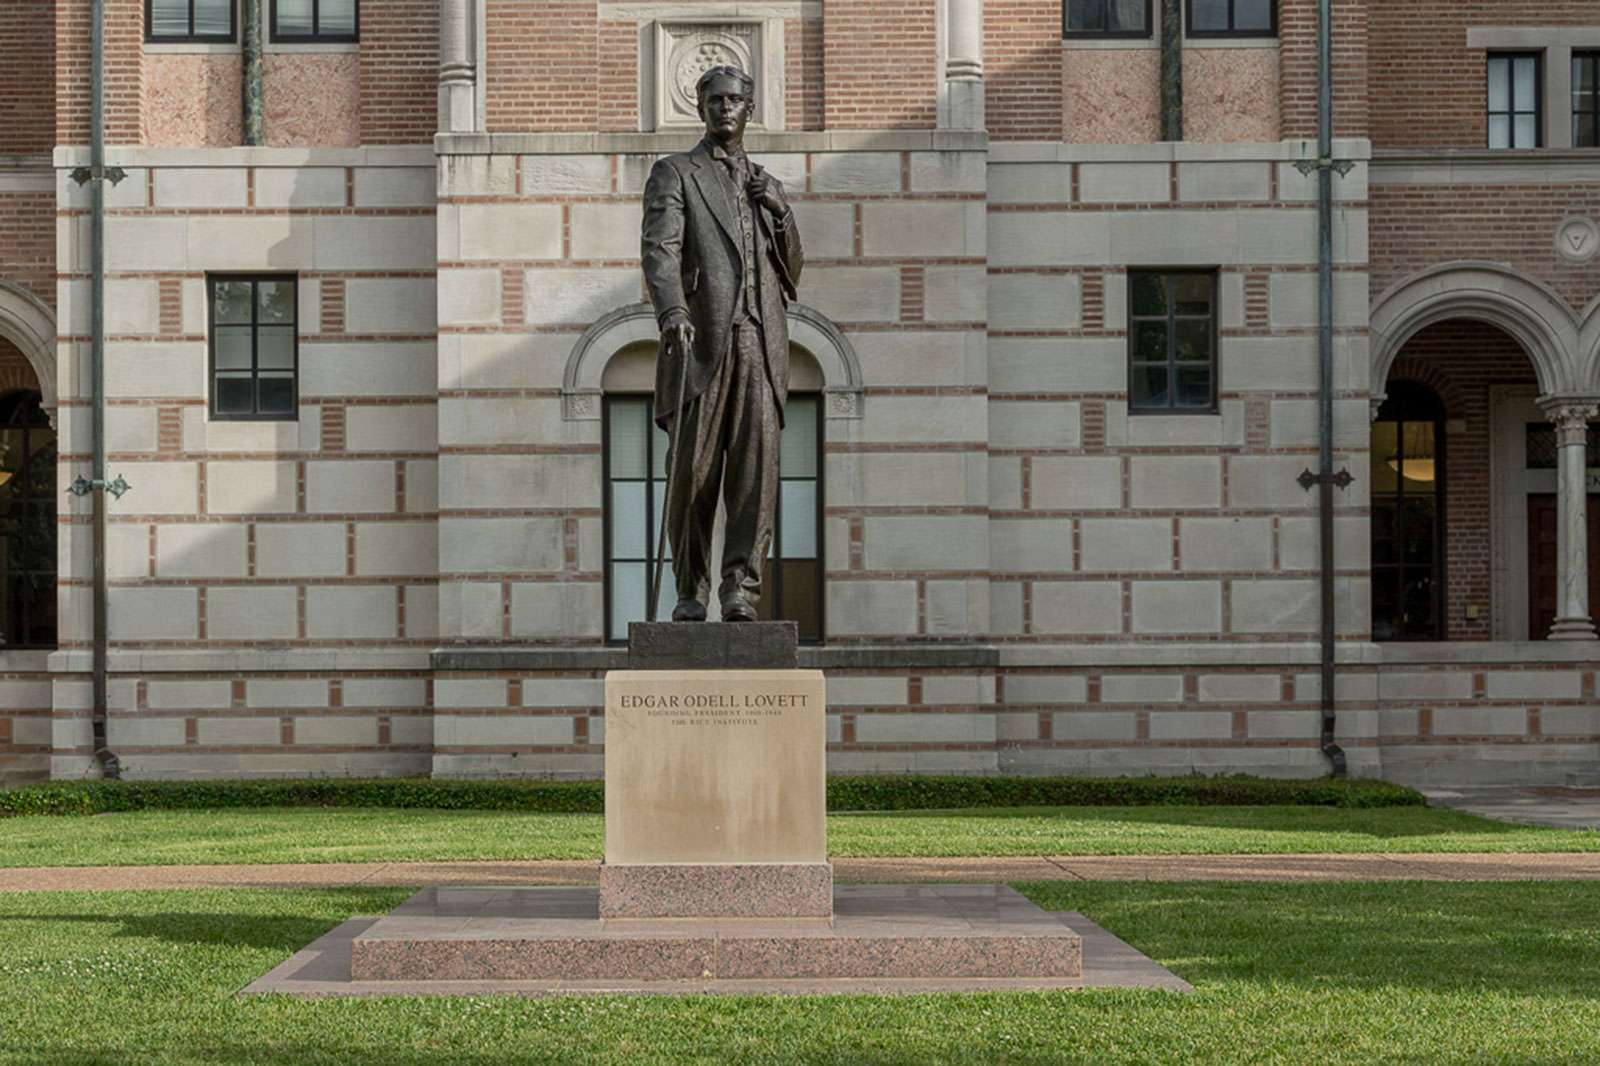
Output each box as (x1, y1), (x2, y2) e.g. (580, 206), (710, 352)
(144, 42), (241, 55)
(265, 41), (360, 54)
(1062, 37), (1157, 51)
(1183, 35), (1277, 49)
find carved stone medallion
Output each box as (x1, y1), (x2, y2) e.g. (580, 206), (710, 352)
(1555, 216), (1600, 264)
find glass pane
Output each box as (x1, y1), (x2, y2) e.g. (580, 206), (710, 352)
(780, 397), (818, 478)
(1514, 57), (1537, 109)
(1133, 320), (1168, 361)
(257, 373), (296, 415)
(1371, 503), (1396, 565)
(213, 280), (253, 325)
(1175, 368), (1211, 408)
(651, 421), (671, 479)
(1175, 319), (1211, 362)
(276, 0), (314, 35)
(1514, 114), (1538, 148)
(1401, 497), (1436, 565)
(607, 399), (649, 479)
(151, 0), (190, 37)
(1371, 568), (1398, 642)
(320, 0), (357, 36)
(1110, 0), (1147, 32)
(1235, 0), (1272, 32)
(1130, 273), (1166, 316)
(1370, 421), (1399, 492)
(1066, 0), (1106, 31)
(780, 559), (821, 642)
(609, 562), (647, 640)
(1578, 56), (1597, 94)
(780, 481), (817, 558)
(1131, 365), (1168, 408)
(650, 480), (671, 562)
(257, 279), (294, 324)
(1577, 112), (1598, 149)
(215, 374), (254, 414)
(1399, 571), (1435, 638)
(1191, 0), (1228, 32)
(1488, 114), (1511, 150)
(194, 0), (232, 36)
(214, 327), (252, 371)
(1487, 58), (1510, 113)
(1399, 421), (1436, 487)
(257, 326), (294, 370)
(610, 481), (649, 561)
(1174, 275), (1212, 315)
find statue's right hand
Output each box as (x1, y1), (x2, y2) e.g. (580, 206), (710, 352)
(662, 315), (695, 356)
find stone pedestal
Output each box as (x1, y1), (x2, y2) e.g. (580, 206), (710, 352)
(603, 626), (829, 919)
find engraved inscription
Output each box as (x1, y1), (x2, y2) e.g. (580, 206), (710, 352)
(621, 690), (812, 728)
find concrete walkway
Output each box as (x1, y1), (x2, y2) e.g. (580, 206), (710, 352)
(1424, 786), (1600, 831)
(3, 852), (1599, 893)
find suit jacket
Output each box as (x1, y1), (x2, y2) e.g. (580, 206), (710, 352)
(641, 139), (804, 428)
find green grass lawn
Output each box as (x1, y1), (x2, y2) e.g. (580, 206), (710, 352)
(1, 805), (1596, 868)
(0, 882), (1595, 1064)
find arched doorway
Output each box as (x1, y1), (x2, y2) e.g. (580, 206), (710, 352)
(598, 342), (826, 642)
(0, 390), (57, 648)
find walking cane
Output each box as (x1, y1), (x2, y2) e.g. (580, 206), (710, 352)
(647, 330), (693, 622)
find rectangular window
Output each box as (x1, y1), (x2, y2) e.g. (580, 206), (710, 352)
(209, 276), (299, 421)
(1488, 52), (1542, 149)
(146, 0), (236, 42)
(1187, 0), (1275, 37)
(1576, 52), (1600, 148)
(271, 0), (358, 43)
(1128, 270), (1217, 413)
(603, 394), (823, 642)
(1064, 0), (1151, 38)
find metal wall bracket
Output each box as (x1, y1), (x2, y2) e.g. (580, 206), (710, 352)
(1293, 157), (1354, 178)
(70, 165), (127, 187)
(1297, 468), (1354, 492)
(68, 475), (132, 500)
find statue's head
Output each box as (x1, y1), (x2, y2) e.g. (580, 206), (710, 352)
(696, 65), (755, 144)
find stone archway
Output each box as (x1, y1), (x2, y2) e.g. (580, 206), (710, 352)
(1370, 262), (1581, 406)
(561, 301), (864, 421)
(0, 283), (57, 424)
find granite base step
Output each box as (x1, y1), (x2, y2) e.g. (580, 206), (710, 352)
(349, 884), (1082, 982)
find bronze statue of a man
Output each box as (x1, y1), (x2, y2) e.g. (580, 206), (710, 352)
(641, 65), (804, 623)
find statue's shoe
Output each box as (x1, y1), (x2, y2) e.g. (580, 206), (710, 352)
(720, 596), (758, 623)
(671, 598), (707, 622)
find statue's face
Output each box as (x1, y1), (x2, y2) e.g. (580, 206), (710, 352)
(699, 73), (753, 143)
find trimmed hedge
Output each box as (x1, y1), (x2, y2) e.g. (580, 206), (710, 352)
(0, 775), (1423, 818)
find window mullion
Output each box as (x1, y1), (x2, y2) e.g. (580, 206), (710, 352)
(250, 279), (261, 416)
(1167, 277), (1179, 410)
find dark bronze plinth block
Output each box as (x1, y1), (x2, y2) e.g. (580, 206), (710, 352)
(627, 620), (798, 670)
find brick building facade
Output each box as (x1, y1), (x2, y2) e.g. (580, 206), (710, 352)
(1, 1), (1597, 785)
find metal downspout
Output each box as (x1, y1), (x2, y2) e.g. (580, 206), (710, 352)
(1315, 0), (1347, 777)
(89, 0), (119, 779)
(1160, 0), (1183, 141)
(242, 0), (263, 145)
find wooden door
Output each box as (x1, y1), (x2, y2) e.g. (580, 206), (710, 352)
(1527, 494), (1600, 638)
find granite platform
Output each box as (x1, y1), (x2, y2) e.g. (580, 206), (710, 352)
(243, 884), (1192, 998)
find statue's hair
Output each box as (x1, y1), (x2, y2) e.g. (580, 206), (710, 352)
(695, 65), (756, 107)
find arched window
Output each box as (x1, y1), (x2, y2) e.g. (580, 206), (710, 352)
(0, 390), (57, 648)
(1371, 381), (1445, 641)
(600, 345), (824, 643)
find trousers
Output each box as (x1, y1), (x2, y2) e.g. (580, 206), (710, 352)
(665, 320), (780, 608)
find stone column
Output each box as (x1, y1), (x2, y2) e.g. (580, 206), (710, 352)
(439, 0), (477, 133)
(1545, 401), (1598, 640)
(944, 0), (984, 130)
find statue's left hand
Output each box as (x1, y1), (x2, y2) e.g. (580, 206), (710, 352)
(748, 165), (788, 218)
